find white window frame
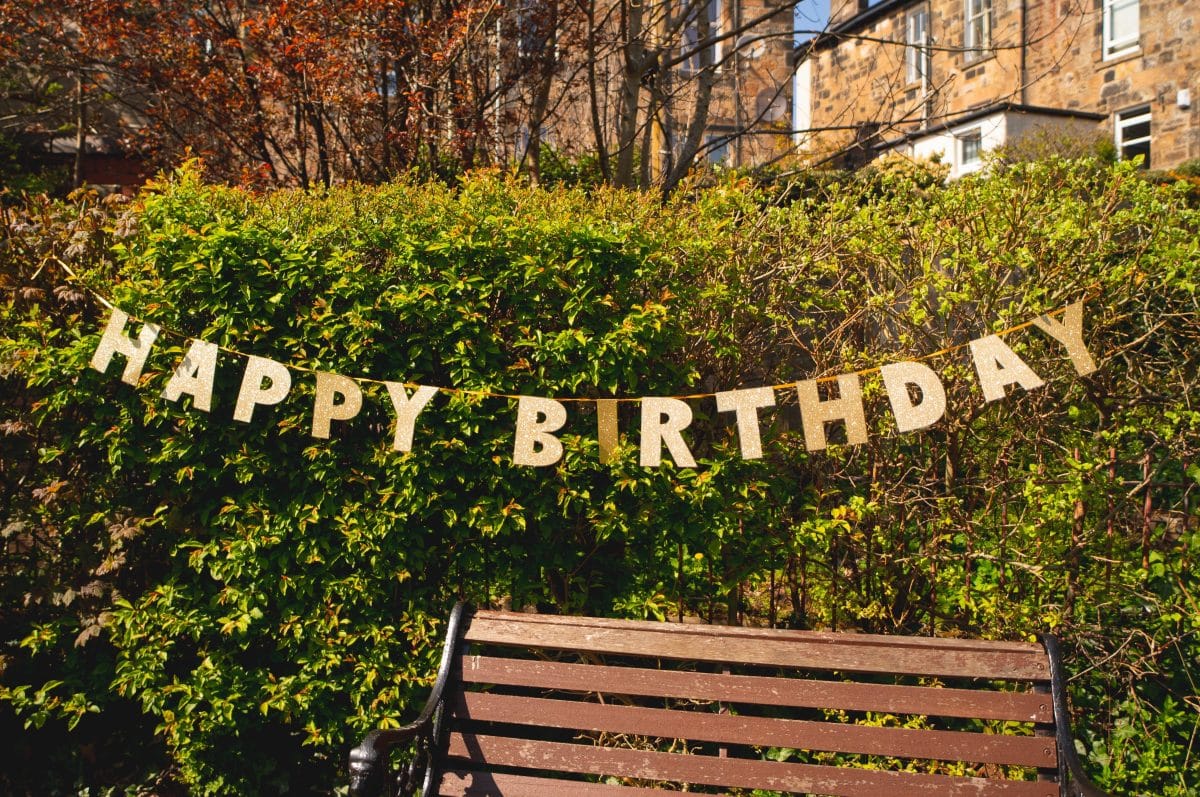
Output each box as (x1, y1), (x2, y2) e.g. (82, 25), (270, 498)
(1102, 0), (1139, 59)
(959, 128), (983, 171)
(905, 6), (930, 85)
(1114, 106), (1151, 167)
(963, 0), (991, 59)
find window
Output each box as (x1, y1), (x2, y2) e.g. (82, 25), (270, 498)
(960, 129), (983, 169)
(1115, 106), (1151, 167)
(1103, 0), (1139, 58)
(705, 133), (730, 165)
(378, 68), (398, 98)
(964, 0), (991, 59)
(905, 7), (930, 85)
(682, 0), (723, 74)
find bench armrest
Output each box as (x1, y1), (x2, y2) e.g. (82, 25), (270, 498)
(1039, 634), (1111, 797)
(348, 723), (429, 797)
(349, 603), (471, 797)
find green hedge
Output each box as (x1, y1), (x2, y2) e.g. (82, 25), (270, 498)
(2, 159), (1198, 795)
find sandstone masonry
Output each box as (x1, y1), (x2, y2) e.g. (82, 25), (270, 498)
(795, 0), (1199, 173)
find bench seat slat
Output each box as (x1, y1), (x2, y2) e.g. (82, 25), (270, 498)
(444, 734), (1060, 797)
(438, 771), (692, 796)
(459, 655), (1053, 723)
(464, 615), (1049, 680)
(451, 692), (1056, 768)
(468, 612), (1038, 652)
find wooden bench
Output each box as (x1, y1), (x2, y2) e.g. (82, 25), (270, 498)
(349, 603), (1108, 796)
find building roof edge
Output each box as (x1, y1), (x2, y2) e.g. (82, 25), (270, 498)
(871, 102), (1107, 150)
(797, 0), (924, 58)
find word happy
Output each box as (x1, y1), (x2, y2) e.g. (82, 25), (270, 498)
(89, 303), (1096, 468)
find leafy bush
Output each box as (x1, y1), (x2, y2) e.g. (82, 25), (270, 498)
(991, 128), (1117, 166)
(859, 151), (950, 187)
(1, 159), (1197, 794)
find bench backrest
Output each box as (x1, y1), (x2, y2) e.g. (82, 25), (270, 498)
(430, 609), (1065, 796)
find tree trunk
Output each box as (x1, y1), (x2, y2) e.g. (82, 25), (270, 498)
(73, 72), (86, 189)
(661, 69), (715, 195)
(585, 0), (612, 182)
(380, 60), (392, 174)
(304, 86), (331, 187)
(661, 5), (716, 197)
(614, 0), (647, 188)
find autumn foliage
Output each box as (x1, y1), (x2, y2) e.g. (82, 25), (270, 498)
(0, 0), (539, 185)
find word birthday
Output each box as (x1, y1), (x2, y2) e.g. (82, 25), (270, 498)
(89, 302), (1097, 468)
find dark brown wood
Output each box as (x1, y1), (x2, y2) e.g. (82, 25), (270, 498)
(351, 606), (1110, 797)
(444, 734), (1059, 796)
(438, 771), (688, 796)
(458, 655), (1053, 723)
(450, 692), (1057, 768)
(464, 613), (1050, 680)
(468, 611), (1042, 652)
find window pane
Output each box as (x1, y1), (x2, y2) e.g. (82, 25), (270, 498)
(1111, 4), (1138, 35)
(1122, 139), (1150, 167)
(1122, 119), (1150, 141)
(970, 18), (985, 48)
(961, 132), (982, 164)
(1108, 0), (1139, 49)
(908, 9), (927, 42)
(1116, 107), (1151, 167)
(907, 9), (928, 81)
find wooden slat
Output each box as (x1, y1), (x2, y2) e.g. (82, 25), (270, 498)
(438, 770), (695, 796)
(459, 655), (1053, 723)
(464, 614), (1049, 680)
(444, 734), (1059, 797)
(451, 692), (1056, 768)
(470, 611), (1042, 652)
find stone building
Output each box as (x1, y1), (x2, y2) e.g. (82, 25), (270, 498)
(793, 0), (1198, 175)
(667, 0), (798, 170)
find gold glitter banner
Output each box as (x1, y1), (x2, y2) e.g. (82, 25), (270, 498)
(65, 257), (1099, 468)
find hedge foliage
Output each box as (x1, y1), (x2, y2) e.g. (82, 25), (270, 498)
(2, 159), (1198, 795)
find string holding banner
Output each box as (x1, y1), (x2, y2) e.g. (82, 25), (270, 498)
(62, 256), (1101, 468)
(55, 254), (1093, 401)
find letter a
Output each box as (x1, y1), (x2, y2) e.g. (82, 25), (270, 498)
(970, 335), (1045, 403)
(162, 339), (218, 412)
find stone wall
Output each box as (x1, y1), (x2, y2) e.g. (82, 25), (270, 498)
(706, 0), (797, 166)
(802, 0), (1199, 168)
(1024, 0), (1199, 166)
